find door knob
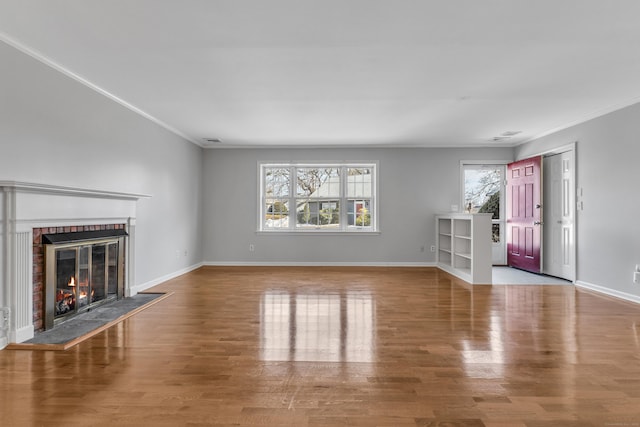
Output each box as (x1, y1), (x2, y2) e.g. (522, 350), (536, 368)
(534, 221), (543, 225)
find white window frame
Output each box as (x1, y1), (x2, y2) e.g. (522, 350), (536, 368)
(258, 162), (378, 233)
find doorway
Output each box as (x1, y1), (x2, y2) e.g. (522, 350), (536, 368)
(542, 149), (576, 281)
(461, 162), (507, 265)
(506, 144), (576, 282)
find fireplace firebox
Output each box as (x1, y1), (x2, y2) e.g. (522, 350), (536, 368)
(43, 230), (127, 330)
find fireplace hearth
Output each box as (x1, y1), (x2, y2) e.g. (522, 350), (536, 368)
(43, 229), (127, 330)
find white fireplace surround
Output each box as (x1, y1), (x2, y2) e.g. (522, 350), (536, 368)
(0, 181), (149, 349)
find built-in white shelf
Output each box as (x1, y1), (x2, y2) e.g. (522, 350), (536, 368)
(435, 213), (492, 284)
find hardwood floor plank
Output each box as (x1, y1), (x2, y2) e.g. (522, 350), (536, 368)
(1, 266), (640, 426)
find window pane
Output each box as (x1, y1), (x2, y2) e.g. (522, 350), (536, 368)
(492, 223), (500, 243)
(347, 168), (372, 198)
(347, 200), (371, 227)
(320, 200), (340, 227)
(265, 168), (289, 197)
(297, 200), (318, 227)
(296, 168), (340, 198)
(265, 199), (290, 228)
(296, 200), (340, 228)
(464, 168), (501, 219)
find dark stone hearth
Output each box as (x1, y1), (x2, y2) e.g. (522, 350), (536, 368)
(25, 293), (163, 345)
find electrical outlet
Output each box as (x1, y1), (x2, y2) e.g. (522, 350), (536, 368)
(249, 244), (255, 252)
(430, 245), (436, 252)
(634, 271), (640, 284)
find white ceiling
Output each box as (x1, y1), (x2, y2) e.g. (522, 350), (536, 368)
(2, 0), (640, 148)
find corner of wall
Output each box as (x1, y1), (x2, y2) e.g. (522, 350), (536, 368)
(131, 262), (204, 294)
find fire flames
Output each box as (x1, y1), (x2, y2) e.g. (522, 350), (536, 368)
(54, 276), (96, 316)
(78, 289), (94, 301)
(55, 277), (77, 315)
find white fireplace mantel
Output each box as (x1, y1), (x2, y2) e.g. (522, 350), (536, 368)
(0, 181), (150, 349)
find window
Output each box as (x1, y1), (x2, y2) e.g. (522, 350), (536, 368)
(260, 163), (377, 232)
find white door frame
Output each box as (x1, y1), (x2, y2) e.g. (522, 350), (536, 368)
(460, 160), (509, 265)
(517, 142), (577, 282)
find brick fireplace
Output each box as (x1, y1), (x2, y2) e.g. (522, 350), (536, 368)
(0, 181), (148, 348)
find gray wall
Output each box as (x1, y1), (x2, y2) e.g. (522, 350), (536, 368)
(0, 42), (203, 287)
(203, 147), (514, 264)
(10, 29), (638, 299)
(516, 102), (640, 298)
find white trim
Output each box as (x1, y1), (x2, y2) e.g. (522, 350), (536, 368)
(0, 181), (150, 200)
(515, 141), (577, 161)
(490, 282), (574, 287)
(131, 262), (204, 294)
(256, 231), (381, 236)
(203, 261), (435, 267)
(125, 218), (136, 298)
(459, 162), (507, 212)
(576, 280), (640, 305)
(459, 159), (511, 166)
(0, 307), (10, 350)
(0, 34), (201, 148)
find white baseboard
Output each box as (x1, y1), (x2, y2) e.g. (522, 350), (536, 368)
(575, 280), (640, 305)
(203, 261), (436, 267)
(131, 262), (204, 294)
(14, 325), (35, 344)
(0, 337), (7, 350)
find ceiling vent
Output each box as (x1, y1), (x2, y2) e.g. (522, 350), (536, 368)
(500, 131), (522, 137)
(490, 130), (522, 142)
(202, 138), (223, 146)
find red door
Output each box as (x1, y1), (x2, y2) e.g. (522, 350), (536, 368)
(507, 156), (542, 273)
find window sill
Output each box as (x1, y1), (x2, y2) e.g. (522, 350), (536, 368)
(256, 230), (381, 236)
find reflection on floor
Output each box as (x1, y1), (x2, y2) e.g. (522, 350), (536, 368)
(261, 290), (374, 363)
(3, 266), (640, 426)
(492, 266), (573, 285)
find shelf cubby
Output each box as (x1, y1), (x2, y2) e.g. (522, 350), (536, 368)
(435, 213), (492, 284)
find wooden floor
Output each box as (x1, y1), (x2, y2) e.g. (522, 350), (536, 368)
(2, 267), (640, 426)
